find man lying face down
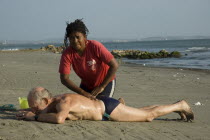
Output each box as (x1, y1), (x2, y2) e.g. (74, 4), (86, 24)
(16, 87), (194, 124)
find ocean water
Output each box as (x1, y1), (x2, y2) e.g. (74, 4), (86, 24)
(104, 39), (210, 70)
(1, 39), (210, 70)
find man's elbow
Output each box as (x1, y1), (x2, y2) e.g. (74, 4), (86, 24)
(56, 120), (65, 124)
(56, 116), (65, 124)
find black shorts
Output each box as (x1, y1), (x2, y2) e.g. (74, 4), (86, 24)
(80, 79), (116, 98)
(97, 96), (120, 120)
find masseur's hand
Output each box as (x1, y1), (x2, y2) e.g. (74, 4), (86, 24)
(16, 111), (36, 121)
(91, 86), (104, 97)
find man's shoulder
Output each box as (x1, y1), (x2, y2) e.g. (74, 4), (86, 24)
(55, 94), (81, 101)
(55, 93), (72, 100)
(54, 94), (73, 109)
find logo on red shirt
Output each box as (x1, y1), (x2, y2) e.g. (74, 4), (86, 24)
(87, 59), (96, 71)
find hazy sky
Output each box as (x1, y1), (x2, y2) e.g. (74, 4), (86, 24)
(0, 0), (210, 41)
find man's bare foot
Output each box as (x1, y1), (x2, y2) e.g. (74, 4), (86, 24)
(174, 100), (187, 120)
(118, 98), (125, 105)
(174, 111), (187, 120)
(178, 100), (194, 122)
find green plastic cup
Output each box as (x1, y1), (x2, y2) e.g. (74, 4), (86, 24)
(18, 97), (29, 109)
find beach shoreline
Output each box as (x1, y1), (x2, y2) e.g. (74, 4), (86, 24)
(2, 49), (210, 71)
(1, 51), (210, 140)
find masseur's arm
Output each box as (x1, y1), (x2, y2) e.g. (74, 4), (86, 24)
(60, 74), (95, 99)
(91, 58), (119, 96)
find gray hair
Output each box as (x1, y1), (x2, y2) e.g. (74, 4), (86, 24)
(28, 87), (52, 103)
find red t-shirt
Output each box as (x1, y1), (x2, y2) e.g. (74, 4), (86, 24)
(59, 40), (114, 90)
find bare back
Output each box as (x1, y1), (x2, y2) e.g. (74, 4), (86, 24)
(54, 94), (105, 121)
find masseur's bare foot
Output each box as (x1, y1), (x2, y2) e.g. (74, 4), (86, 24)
(178, 100), (194, 122)
(118, 98), (125, 105)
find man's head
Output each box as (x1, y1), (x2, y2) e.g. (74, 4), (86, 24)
(27, 87), (52, 114)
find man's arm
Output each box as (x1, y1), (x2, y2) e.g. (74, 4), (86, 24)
(16, 102), (70, 124)
(60, 74), (96, 100)
(16, 111), (65, 124)
(91, 58), (119, 96)
(35, 112), (67, 124)
(38, 100), (71, 124)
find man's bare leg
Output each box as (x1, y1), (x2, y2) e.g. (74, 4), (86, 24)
(118, 99), (184, 119)
(118, 99), (186, 120)
(139, 104), (187, 120)
(145, 100), (193, 121)
(139, 105), (158, 110)
(110, 100), (194, 122)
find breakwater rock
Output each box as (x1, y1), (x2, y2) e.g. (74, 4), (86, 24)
(40, 45), (181, 59)
(40, 45), (64, 53)
(111, 50), (181, 59)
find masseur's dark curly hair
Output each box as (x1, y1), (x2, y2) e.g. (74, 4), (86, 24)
(64, 19), (89, 48)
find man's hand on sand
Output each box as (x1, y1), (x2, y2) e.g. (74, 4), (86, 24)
(16, 111), (36, 121)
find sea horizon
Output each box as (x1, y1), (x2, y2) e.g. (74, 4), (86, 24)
(1, 35), (210, 44)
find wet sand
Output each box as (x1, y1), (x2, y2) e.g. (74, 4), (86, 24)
(0, 51), (210, 140)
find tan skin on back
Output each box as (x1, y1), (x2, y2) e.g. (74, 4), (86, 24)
(52, 94), (105, 121)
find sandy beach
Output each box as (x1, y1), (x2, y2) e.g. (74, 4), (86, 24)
(0, 51), (210, 140)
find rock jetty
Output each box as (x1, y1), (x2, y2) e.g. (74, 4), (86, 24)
(40, 45), (181, 59)
(111, 50), (181, 59)
(40, 45), (64, 53)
